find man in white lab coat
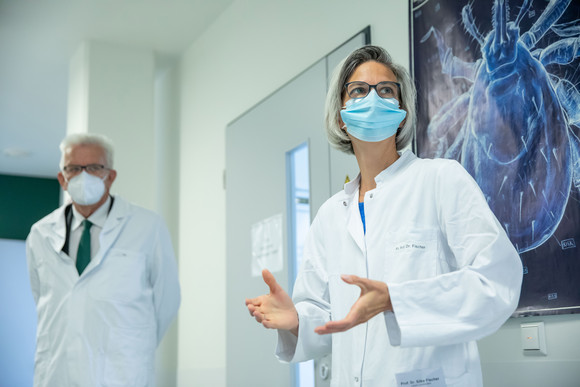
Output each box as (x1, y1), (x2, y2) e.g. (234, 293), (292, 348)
(26, 133), (181, 387)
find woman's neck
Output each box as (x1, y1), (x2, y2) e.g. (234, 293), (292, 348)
(352, 138), (399, 202)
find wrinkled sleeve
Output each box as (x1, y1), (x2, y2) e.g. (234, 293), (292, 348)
(151, 217), (181, 344)
(385, 160), (523, 347)
(25, 228), (41, 305)
(276, 215), (332, 363)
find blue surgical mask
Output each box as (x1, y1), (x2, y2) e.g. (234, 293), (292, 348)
(340, 89), (407, 142)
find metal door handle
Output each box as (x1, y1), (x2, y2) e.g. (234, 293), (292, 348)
(319, 363), (330, 380)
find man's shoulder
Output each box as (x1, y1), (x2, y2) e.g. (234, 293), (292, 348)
(113, 196), (163, 225)
(26, 204), (67, 244)
(31, 204), (67, 229)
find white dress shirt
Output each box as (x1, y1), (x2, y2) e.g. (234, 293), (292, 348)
(69, 196), (111, 263)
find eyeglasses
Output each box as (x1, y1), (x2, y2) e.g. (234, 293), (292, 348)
(63, 164), (108, 176)
(344, 81), (401, 100)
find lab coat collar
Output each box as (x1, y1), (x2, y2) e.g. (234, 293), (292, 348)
(373, 149), (416, 185)
(103, 195), (132, 222)
(342, 150), (416, 195)
(338, 150), (416, 253)
(43, 196), (132, 270)
(344, 174), (361, 196)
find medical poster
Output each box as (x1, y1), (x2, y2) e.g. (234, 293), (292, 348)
(251, 213), (283, 277)
(411, 0), (580, 315)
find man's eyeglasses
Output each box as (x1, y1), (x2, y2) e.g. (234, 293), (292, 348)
(63, 164), (108, 176)
(344, 81), (401, 100)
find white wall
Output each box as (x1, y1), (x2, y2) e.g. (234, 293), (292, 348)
(68, 41), (156, 210)
(176, 1), (408, 385)
(67, 40), (180, 386)
(478, 314), (580, 386)
(154, 63), (181, 387)
(0, 239), (36, 387)
(176, 1), (580, 386)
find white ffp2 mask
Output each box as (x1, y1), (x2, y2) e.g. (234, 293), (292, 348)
(66, 171), (106, 205)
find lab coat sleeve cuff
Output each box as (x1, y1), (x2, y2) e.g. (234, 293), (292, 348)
(276, 329), (298, 363)
(275, 303), (331, 363)
(384, 310), (401, 347)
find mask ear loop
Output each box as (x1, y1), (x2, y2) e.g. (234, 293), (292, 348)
(339, 108), (347, 130)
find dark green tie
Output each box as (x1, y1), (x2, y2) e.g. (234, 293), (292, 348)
(76, 220), (93, 275)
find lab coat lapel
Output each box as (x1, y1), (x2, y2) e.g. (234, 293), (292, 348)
(45, 205), (68, 258)
(340, 175), (366, 253)
(345, 196), (366, 254)
(83, 196), (130, 273)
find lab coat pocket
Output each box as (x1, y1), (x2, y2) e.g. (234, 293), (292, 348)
(90, 248), (147, 304)
(436, 343), (471, 386)
(103, 326), (155, 386)
(384, 229), (439, 283)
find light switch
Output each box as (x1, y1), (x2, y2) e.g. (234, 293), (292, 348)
(521, 325), (539, 350)
(521, 322), (547, 355)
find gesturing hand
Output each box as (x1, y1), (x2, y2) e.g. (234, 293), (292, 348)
(314, 274), (392, 335)
(245, 269), (299, 336)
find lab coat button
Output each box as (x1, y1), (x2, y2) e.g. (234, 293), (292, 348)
(370, 193), (374, 198)
(354, 376), (359, 382)
(343, 201), (347, 206)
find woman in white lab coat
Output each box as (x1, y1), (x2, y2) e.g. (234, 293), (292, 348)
(246, 45), (523, 387)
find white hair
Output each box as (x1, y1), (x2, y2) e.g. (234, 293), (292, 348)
(324, 45), (417, 154)
(59, 133), (114, 170)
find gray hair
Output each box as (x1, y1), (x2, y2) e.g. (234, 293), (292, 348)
(59, 133), (114, 170)
(324, 45), (416, 154)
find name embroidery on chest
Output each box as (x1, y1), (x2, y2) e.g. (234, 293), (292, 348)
(394, 242), (426, 251)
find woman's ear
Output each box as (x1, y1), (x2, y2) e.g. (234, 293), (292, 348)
(339, 114), (346, 132)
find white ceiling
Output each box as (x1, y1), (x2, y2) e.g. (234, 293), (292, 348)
(0, 0), (233, 178)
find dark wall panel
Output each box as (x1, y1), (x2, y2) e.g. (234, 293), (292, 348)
(0, 174), (60, 240)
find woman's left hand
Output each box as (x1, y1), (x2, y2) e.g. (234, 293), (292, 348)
(314, 274), (392, 335)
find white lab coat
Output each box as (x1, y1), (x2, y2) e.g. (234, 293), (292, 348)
(277, 151), (522, 387)
(26, 196), (181, 387)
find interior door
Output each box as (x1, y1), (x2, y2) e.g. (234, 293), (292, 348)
(225, 58), (329, 387)
(226, 31), (367, 387)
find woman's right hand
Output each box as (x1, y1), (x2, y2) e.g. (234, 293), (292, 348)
(245, 269), (299, 336)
